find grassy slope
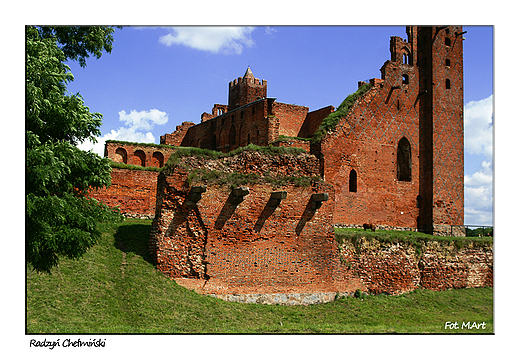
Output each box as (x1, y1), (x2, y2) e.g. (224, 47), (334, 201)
(26, 220), (493, 334)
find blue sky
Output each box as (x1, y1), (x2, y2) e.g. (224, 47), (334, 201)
(68, 26), (493, 226)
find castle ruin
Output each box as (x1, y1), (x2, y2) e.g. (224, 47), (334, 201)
(87, 26), (482, 304)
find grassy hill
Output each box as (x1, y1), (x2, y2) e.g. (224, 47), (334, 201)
(26, 219), (493, 334)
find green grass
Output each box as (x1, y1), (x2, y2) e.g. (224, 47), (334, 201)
(26, 219), (493, 334)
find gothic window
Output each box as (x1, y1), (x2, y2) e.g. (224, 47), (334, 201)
(115, 148), (127, 164)
(402, 74), (409, 85)
(349, 169), (357, 192)
(445, 37), (451, 46)
(397, 137), (412, 181)
(445, 58), (451, 67)
(446, 79), (451, 89)
(133, 150), (146, 167)
(229, 124), (237, 146)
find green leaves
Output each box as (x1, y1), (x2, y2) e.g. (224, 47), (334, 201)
(36, 26), (119, 68)
(26, 26), (122, 272)
(26, 26), (104, 146)
(26, 193), (122, 273)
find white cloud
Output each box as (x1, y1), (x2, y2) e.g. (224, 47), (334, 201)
(118, 109), (169, 131)
(77, 109), (168, 157)
(159, 27), (255, 54)
(463, 95), (494, 226)
(465, 160), (493, 226)
(265, 27), (277, 36)
(464, 94), (493, 158)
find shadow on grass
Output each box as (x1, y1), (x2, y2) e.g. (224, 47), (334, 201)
(114, 223), (153, 264)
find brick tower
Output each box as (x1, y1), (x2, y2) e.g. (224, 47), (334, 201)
(228, 67), (267, 111)
(412, 26), (465, 236)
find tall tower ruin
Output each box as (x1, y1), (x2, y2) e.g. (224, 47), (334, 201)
(411, 26), (465, 235)
(228, 67), (267, 111)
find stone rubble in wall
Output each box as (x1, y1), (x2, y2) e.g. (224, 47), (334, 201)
(335, 224), (418, 232)
(123, 213), (155, 220)
(208, 292), (356, 305)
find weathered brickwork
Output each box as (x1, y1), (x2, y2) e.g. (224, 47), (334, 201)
(89, 26), (477, 303)
(95, 26), (465, 236)
(149, 151), (365, 298)
(88, 168), (159, 218)
(338, 238), (492, 295)
(159, 68), (334, 154)
(160, 121), (196, 146)
(104, 141), (177, 168)
(314, 26), (464, 235)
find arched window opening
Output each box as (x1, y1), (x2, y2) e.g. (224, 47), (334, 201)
(133, 150), (146, 167)
(152, 151), (164, 168)
(229, 124), (237, 146)
(445, 58), (451, 67)
(403, 53), (411, 65)
(115, 148), (127, 164)
(445, 79), (451, 89)
(349, 169), (357, 192)
(402, 74), (409, 85)
(445, 37), (451, 46)
(397, 137), (412, 181)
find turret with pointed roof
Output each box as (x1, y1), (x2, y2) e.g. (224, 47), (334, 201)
(228, 67), (267, 111)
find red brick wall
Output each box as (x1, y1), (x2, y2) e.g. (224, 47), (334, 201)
(228, 72), (267, 111)
(318, 82), (421, 229)
(429, 26), (465, 234)
(89, 168), (159, 218)
(273, 102), (309, 138)
(105, 141), (177, 168)
(315, 26), (464, 235)
(298, 105), (335, 138)
(160, 121), (195, 146)
(339, 238), (493, 295)
(181, 99), (273, 151)
(149, 151), (364, 295)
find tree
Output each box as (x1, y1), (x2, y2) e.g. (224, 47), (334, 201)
(26, 26), (122, 273)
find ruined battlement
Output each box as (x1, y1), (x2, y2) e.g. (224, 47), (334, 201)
(149, 149), (364, 298)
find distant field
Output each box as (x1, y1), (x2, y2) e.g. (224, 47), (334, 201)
(26, 219), (493, 334)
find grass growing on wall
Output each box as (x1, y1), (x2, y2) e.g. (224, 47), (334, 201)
(187, 168), (323, 189)
(335, 228), (493, 257)
(312, 82), (372, 144)
(163, 144), (308, 170)
(26, 219), (493, 334)
(110, 161), (162, 172)
(106, 139), (177, 150)
(162, 144), (314, 189)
